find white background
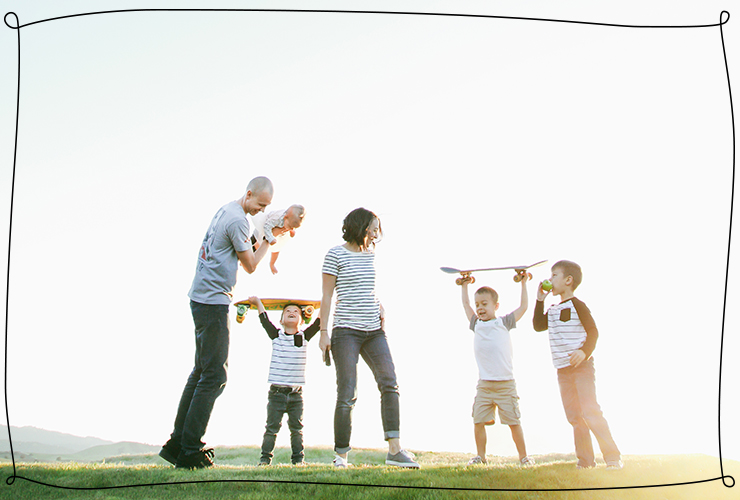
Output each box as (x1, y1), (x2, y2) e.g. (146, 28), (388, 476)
(1, 0), (738, 469)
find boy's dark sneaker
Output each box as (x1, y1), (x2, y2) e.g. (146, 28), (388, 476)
(175, 448), (215, 469)
(158, 440), (181, 466)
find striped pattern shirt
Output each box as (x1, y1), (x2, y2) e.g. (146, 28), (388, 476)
(259, 312), (320, 386)
(533, 298), (599, 370)
(322, 245), (381, 331)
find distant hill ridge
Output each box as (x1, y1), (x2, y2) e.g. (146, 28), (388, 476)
(1, 425), (113, 454)
(0, 425), (158, 461)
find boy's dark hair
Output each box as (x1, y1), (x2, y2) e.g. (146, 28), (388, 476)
(475, 286), (499, 304)
(342, 207), (382, 247)
(553, 260), (582, 290)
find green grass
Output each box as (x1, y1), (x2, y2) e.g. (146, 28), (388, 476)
(0, 448), (737, 500)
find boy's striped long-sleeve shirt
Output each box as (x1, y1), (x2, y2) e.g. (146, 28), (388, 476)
(259, 313), (321, 386)
(533, 298), (598, 369)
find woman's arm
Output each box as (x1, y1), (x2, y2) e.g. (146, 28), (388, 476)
(319, 273), (336, 355)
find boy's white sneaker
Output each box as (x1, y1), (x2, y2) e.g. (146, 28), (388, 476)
(333, 455), (350, 468)
(520, 456), (535, 467)
(467, 455), (485, 465)
(386, 450), (420, 468)
(606, 460), (624, 470)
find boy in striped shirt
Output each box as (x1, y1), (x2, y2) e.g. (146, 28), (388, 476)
(532, 260), (623, 470)
(248, 296), (321, 466)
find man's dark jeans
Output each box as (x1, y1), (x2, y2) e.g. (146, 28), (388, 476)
(331, 327), (400, 454)
(260, 385), (305, 464)
(557, 357), (621, 467)
(169, 301), (230, 455)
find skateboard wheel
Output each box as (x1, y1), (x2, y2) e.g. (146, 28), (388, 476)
(304, 305), (315, 317)
(513, 274), (522, 283)
(236, 304), (248, 324)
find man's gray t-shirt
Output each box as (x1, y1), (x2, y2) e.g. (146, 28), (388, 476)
(188, 201), (251, 305)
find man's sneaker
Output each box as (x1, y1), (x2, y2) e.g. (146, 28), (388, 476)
(257, 460), (270, 467)
(467, 455), (485, 465)
(292, 461), (307, 466)
(386, 449), (420, 468)
(606, 460), (624, 470)
(158, 439), (181, 466)
(333, 455), (350, 468)
(520, 456), (535, 467)
(175, 448), (215, 469)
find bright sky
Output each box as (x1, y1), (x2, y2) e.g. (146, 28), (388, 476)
(1, 0), (738, 467)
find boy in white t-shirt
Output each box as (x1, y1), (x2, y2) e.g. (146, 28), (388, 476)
(460, 274), (533, 466)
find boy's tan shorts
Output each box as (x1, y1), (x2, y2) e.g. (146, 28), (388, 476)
(472, 379), (521, 425)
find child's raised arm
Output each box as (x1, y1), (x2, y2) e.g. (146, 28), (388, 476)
(512, 274), (529, 322)
(249, 296), (279, 340)
(460, 278), (476, 323)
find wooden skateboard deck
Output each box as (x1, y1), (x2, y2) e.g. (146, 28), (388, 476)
(441, 260), (547, 285)
(233, 298), (321, 323)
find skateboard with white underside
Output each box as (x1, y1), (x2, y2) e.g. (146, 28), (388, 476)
(440, 260), (547, 285)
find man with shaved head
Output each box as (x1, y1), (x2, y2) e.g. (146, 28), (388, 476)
(160, 176), (274, 469)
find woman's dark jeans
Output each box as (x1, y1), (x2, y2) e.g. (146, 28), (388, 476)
(331, 327), (400, 454)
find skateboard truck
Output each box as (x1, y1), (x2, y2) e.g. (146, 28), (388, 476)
(455, 272), (475, 286)
(513, 270), (533, 283)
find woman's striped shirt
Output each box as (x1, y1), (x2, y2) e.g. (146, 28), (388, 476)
(322, 245), (381, 331)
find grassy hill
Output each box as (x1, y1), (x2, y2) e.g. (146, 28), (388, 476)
(0, 447), (737, 500)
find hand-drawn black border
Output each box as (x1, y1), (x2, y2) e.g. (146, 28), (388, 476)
(1, 6), (736, 494)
